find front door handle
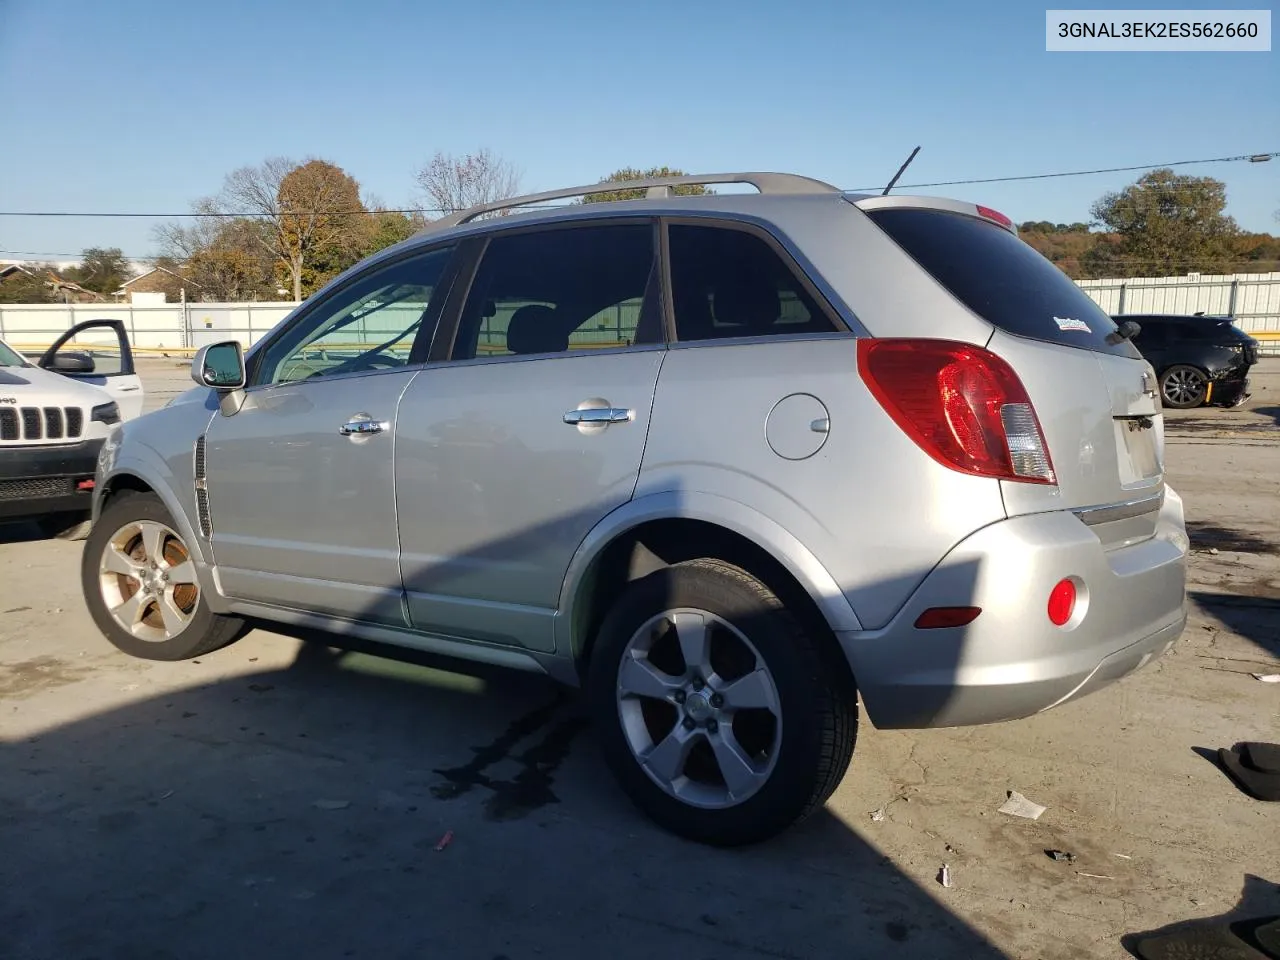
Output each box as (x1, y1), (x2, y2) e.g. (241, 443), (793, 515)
(563, 407), (634, 425)
(340, 417), (389, 436)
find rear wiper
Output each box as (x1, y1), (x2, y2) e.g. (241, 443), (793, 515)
(1106, 319), (1141, 345)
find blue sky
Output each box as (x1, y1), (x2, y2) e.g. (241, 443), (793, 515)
(0, 0), (1276, 262)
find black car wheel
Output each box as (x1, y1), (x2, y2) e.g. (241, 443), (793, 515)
(1159, 365), (1208, 409)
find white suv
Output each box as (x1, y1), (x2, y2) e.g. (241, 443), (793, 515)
(0, 320), (145, 537)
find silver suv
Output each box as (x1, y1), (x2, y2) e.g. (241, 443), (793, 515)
(80, 172), (1189, 846)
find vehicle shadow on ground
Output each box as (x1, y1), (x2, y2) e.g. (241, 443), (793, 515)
(4, 472), (1183, 959)
(0, 519), (53, 545)
(1189, 592), (1280, 662)
(1120, 873), (1280, 959)
(1186, 520), (1280, 556)
(1254, 405), (1280, 426)
(0, 637), (1011, 960)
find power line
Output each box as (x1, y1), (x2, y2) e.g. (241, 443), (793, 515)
(0, 152), (1274, 219)
(846, 151), (1277, 192)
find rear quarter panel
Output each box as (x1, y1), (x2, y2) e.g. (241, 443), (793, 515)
(637, 337), (1007, 629)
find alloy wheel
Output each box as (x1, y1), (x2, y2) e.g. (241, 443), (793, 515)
(98, 519), (200, 642)
(1163, 368), (1206, 406)
(615, 608), (783, 810)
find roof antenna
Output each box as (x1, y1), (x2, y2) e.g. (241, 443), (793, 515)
(882, 146), (921, 196)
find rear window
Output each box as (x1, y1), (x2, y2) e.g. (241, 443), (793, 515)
(868, 208), (1141, 359)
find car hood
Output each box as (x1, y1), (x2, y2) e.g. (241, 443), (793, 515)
(0, 364), (115, 408)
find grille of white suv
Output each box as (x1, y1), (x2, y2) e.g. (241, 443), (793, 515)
(0, 406), (85, 442)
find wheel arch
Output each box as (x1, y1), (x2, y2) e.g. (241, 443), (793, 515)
(1157, 362), (1211, 407)
(557, 492), (862, 678)
(95, 458), (209, 568)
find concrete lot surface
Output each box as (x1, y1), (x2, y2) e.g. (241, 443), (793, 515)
(1, 359), (1278, 960)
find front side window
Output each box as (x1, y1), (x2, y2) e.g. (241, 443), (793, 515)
(257, 246), (456, 385)
(451, 222), (661, 361)
(667, 223), (839, 342)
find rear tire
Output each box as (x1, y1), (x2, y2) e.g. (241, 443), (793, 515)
(1159, 364), (1208, 409)
(81, 491), (244, 661)
(587, 558), (857, 847)
(36, 512), (91, 541)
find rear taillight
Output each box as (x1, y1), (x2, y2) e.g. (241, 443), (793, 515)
(857, 338), (1056, 484)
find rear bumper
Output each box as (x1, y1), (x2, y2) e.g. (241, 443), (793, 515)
(840, 485), (1189, 729)
(0, 439), (103, 520)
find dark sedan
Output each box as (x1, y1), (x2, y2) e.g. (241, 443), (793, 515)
(1114, 313), (1259, 409)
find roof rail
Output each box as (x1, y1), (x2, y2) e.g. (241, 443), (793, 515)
(419, 171), (841, 232)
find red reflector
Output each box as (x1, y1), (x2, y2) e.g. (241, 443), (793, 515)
(77, 479), (95, 491)
(857, 338), (1056, 484)
(914, 606), (982, 629)
(1048, 579), (1076, 626)
(975, 204), (1013, 229)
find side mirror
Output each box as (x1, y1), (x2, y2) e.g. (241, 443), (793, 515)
(192, 341), (246, 390)
(49, 352), (96, 374)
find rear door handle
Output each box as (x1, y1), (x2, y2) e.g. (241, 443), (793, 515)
(340, 417), (389, 436)
(563, 407), (633, 425)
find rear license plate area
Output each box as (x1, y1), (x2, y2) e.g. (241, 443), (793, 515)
(1114, 417), (1161, 486)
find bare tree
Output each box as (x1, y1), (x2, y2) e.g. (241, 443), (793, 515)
(414, 148), (522, 216)
(152, 199), (277, 302)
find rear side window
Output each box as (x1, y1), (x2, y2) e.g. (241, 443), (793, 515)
(451, 223), (661, 360)
(868, 208), (1141, 359)
(667, 223), (840, 342)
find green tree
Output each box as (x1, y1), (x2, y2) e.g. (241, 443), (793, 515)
(1082, 169), (1239, 277)
(66, 247), (133, 295)
(357, 209), (421, 258)
(1229, 231), (1280, 272)
(582, 166), (710, 203)
(1018, 223), (1102, 279)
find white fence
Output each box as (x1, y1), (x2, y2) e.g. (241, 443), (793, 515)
(1, 271), (1278, 354)
(0, 301), (300, 353)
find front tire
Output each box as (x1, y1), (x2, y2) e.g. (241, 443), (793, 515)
(81, 491), (244, 661)
(587, 558), (857, 847)
(1159, 364), (1208, 409)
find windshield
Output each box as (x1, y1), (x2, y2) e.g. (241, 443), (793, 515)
(0, 340), (30, 367)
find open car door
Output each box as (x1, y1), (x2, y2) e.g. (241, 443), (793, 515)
(38, 318), (145, 420)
